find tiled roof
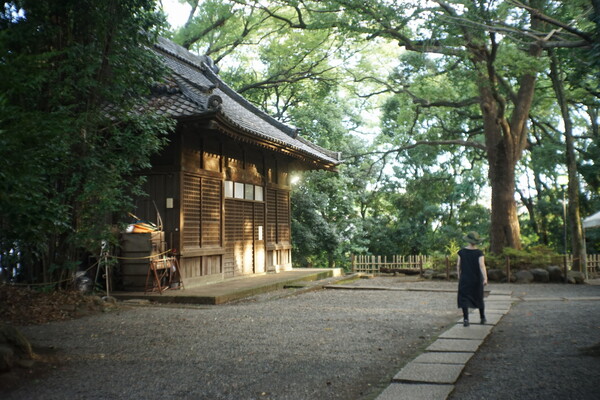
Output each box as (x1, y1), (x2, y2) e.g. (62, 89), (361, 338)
(150, 37), (340, 167)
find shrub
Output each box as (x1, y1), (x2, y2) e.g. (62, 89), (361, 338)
(485, 246), (562, 270)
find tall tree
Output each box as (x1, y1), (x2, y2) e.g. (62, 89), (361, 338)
(246, 0), (595, 253)
(0, 0), (173, 283)
(173, 0), (597, 258)
(548, 50), (586, 271)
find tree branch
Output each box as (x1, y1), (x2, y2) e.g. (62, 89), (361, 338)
(407, 91), (480, 108)
(181, 17), (229, 49)
(182, 0), (199, 30)
(508, 0), (594, 43)
(353, 139), (487, 160)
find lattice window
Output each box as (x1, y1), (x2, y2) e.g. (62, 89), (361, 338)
(224, 199), (245, 275)
(266, 189), (277, 243)
(182, 174), (201, 249)
(201, 178), (221, 247)
(183, 174), (222, 249)
(254, 203), (265, 241)
(277, 190), (290, 242)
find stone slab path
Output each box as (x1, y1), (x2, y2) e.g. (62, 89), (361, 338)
(375, 289), (515, 400)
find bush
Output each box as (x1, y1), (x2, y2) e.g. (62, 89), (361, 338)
(485, 246), (562, 270)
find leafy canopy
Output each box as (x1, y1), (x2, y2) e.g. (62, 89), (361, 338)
(0, 0), (174, 282)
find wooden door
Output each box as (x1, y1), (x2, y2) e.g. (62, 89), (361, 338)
(224, 199), (255, 277)
(254, 202), (265, 274)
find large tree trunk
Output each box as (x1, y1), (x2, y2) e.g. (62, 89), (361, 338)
(549, 50), (586, 273)
(484, 127), (522, 253)
(472, 12), (543, 254)
(489, 162), (521, 253)
(478, 81), (523, 254)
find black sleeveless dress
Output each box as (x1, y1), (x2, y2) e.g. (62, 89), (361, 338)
(457, 248), (484, 309)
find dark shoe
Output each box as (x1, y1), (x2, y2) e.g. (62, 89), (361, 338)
(463, 319), (470, 327)
(480, 318), (487, 325)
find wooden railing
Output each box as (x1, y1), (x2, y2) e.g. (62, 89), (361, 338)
(570, 254), (600, 275)
(351, 254), (600, 276)
(351, 255), (432, 274)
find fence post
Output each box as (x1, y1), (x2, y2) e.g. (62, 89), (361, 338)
(564, 255), (568, 283)
(372, 255), (376, 274)
(351, 254), (355, 273)
(419, 256), (423, 277)
(446, 256), (450, 279)
(506, 256), (510, 283)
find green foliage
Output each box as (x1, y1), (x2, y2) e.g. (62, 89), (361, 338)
(291, 163), (362, 270)
(0, 0), (174, 284)
(171, 0), (597, 265)
(485, 246), (563, 271)
(444, 239), (460, 262)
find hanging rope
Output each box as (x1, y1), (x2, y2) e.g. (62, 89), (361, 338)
(107, 249), (173, 260)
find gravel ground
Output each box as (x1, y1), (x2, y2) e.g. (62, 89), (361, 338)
(3, 278), (600, 400)
(2, 277), (460, 400)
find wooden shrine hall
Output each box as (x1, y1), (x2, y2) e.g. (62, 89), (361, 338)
(119, 37), (340, 291)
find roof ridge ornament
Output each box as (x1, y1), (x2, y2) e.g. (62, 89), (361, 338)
(155, 37), (220, 75)
(201, 57), (220, 75)
(206, 94), (223, 111)
(149, 37), (340, 167)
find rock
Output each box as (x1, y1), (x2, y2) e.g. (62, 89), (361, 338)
(567, 270), (586, 284)
(448, 271), (458, 280)
(122, 299), (151, 305)
(0, 344), (14, 372)
(16, 358), (35, 368)
(487, 269), (506, 282)
(433, 272), (448, 280)
(89, 296), (104, 306)
(546, 265), (564, 282)
(514, 270), (534, 284)
(102, 296), (117, 305)
(0, 324), (33, 359)
(531, 268), (550, 283)
(422, 269), (435, 280)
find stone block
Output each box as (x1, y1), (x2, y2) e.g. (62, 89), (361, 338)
(376, 383), (454, 400)
(514, 270), (534, 283)
(393, 362), (465, 384)
(531, 268), (550, 283)
(412, 351), (474, 365)
(440, 324), (492, 340)
(426, 338), (482, 352)
(546, 265), (564, 282)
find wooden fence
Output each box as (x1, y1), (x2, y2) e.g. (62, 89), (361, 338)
(575, 254), (600, 275)
(351, 254), (600, 276)
(351, 255), (433, 274)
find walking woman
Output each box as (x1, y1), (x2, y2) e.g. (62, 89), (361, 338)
(457, 231), (488, 327)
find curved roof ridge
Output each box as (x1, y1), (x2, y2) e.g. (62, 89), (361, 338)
(295, 135), (342, 162)
(155, 37), (298, 139)
(155, 36), (214, 72)
(150, 36), (341, 167)
(201, 60), (299, 139)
